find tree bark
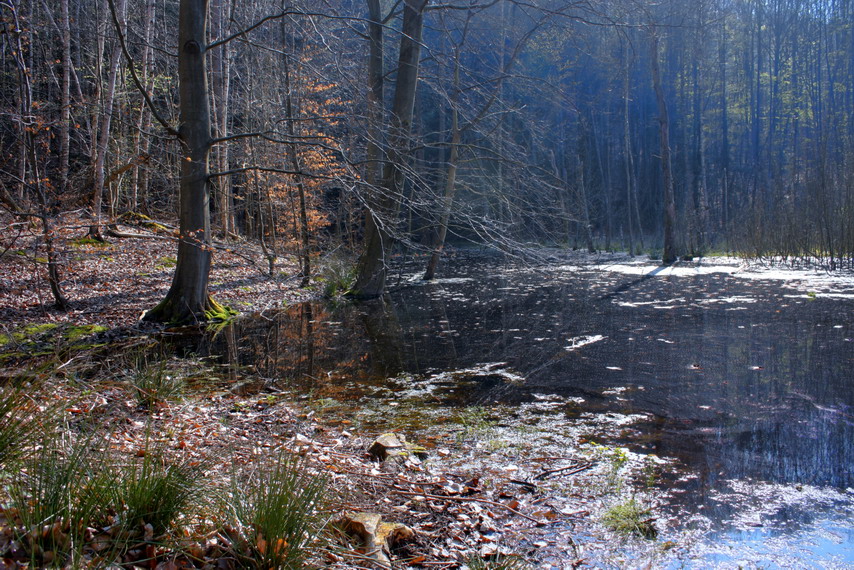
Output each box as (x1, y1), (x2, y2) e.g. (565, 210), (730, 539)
(59, 0), (71, 196)
(281, 35), (311, 287)
(650, 29), (678, 264)
(90, 0), (127, 239)
(131, 0), (156, 211)
(365, 0), (384, 191)
(144, 0), (218, 324)
(353, 0), (428, 298)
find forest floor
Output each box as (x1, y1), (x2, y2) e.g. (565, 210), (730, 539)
(1, 212), (634, 568)
(0, 211), (314, 330)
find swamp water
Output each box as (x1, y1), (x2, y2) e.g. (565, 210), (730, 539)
(187, 253), (853, 568)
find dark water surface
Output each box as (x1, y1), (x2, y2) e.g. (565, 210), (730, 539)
(193, 254), (854, 567)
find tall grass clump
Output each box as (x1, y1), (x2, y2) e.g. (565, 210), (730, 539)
(227, 453), (329, 569)
(317, 252), (356, 299)
(602, 497), (658, 539)
(5, 435), (114, 566)
(128, 356), (183, 409)
(111, 448), (206, 538)
(464, 552), (531, 570)
(0, 383), (50, 465)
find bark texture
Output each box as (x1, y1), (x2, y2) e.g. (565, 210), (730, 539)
(144, 0), (215, 324)
(353, 0), (428, 298)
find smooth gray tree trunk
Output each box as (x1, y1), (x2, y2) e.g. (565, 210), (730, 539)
(650, 30), (678, 264)
(353, 0), (428, 298)
(144, 0), (218, 323)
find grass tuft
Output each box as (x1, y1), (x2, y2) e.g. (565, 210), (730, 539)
(0, 384), (52, 465)
(227, 453), (329, 569)
(128, 357), (184, 409)
(6, 434), (114, 565)
(602, 497), (658, 539)
(111, 447), (206, 537)
(317, 253), (356, 298)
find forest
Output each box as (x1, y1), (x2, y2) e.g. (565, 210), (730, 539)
(1, 0), (853, 568)
(2, 0), (854, 321)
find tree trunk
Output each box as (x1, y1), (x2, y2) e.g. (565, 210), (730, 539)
(650, 30), (678, 264)
(365, 0), (384, 191)
(211, 0), (235, 237)
(144, 0), (217, 324)
(6, 3), (68, 309)
(623, 39), (636, 256)
(353, 0), (428, 298)
(90, 0), (127, 239)
(131, 0), (155, 211)
(281, 34), (311, 287)
(424, 103), (460, 281)
(424, 31), (463, 281)
(59, 0), (71, 195)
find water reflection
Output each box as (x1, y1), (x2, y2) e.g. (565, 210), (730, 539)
(173, 255), (853, 559)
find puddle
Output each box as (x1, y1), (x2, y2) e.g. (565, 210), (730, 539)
(164, 252), (854, 567)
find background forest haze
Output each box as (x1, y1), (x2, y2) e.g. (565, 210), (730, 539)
(3, 0), (854, 314)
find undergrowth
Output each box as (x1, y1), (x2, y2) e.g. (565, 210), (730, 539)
(225, 453), (329, 568)
(602, 497), (658, 539)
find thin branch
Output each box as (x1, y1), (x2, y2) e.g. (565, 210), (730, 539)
(106, 0), (178, 137)
(391, 489), (544, 524)
(208, 166), (332, 180)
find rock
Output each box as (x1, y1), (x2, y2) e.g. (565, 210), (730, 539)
(368, 433), (429, 462)
(368, 433), (406, 461)
(339, 512), (415, 568)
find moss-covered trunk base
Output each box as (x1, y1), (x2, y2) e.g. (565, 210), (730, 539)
(142, 295), (234, 325)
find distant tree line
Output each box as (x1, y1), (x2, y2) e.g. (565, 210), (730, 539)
(1, 0), (852, 318)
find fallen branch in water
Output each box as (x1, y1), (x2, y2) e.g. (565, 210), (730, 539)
(533, 461), (594, 481)
(391, 488), (543, 524)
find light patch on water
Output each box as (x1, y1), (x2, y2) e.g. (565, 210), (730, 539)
(616, 298), (686, 308)
(427, 362), (527, 385)
(565, 334), (606, 351)
(785, 292), (854, 300)
(578, 411), (650, 427)
(699, 296), (758, 305)
(403, 273), (474, 285)
(592, 256), (854, 296)
(682, 480), (854, 568)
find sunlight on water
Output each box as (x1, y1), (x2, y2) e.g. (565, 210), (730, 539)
(197, 253), (854, 567)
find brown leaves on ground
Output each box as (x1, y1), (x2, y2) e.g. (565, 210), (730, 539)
(0, 211), (311, 330)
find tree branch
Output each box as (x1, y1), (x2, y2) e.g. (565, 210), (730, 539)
(106, 0), (178, 137)
(208, 166), (333, 180)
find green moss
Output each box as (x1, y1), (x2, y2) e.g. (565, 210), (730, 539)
(143, 221), (169, 232)
(119, 212), (168, 232)
(157, 256), (177, 268)
(0, 333), (10, 346)
(602, 497), (657, 539)
(204, 298), (238, 322)
(70, 237), (112, 248)
(23, 323), (59, 336)
(66, 324), (107, 342)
